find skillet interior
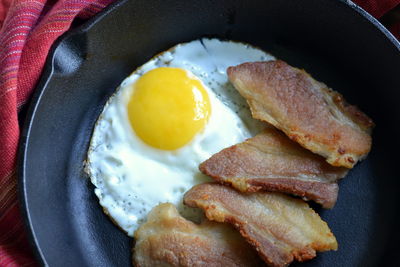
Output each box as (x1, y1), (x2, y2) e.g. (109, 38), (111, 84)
(19, 0), (400, 266)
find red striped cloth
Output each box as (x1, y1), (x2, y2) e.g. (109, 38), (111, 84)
(0, 0), (398, 266)
(0, 1), (115, 266)
(354, 0), (399, 18)
(353, 0), (400, 39)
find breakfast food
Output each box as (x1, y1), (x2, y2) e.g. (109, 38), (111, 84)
(133, 203), (263, 267)
(85, 39), (275, 236)
(86, 37), (375, 266)
(199, 127), (348, 208)
(184, 183), (338, 267)
(227, 60), (374, 168)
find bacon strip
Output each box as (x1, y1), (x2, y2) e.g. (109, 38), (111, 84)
(133, 203), (263, 267)
(200, 128), (348, 208)
(184, 183), (338, 267)
(227, 60), (374, 168)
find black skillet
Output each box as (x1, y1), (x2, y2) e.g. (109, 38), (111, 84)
(18, 0), (400, 266)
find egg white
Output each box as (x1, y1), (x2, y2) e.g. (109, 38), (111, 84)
(86, 39), (275, 236)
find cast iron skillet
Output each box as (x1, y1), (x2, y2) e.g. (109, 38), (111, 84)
(19, 0), (400, 266)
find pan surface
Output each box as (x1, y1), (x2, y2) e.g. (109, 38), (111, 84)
(19, 0), (400, 266)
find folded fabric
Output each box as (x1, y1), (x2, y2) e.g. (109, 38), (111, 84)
(353, 0), (400, 39)
(0, 1), (115, 266)
(353, 0), (399, 18)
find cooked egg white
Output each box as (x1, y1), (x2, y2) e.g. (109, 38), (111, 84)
(86, 39), (275, 236)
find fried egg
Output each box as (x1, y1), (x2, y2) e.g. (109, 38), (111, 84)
(86, 39), (274, 236)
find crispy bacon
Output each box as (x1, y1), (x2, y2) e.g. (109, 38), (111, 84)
(227, 60), (374, 168)
(184, 183), (338, 267)
(133, 203), (263, 267)
(200, 128), (348, 208)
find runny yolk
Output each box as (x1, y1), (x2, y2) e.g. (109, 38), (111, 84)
(128, 67), (211, 150)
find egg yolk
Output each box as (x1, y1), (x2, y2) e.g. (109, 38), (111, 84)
(128, 67), (211, 150)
